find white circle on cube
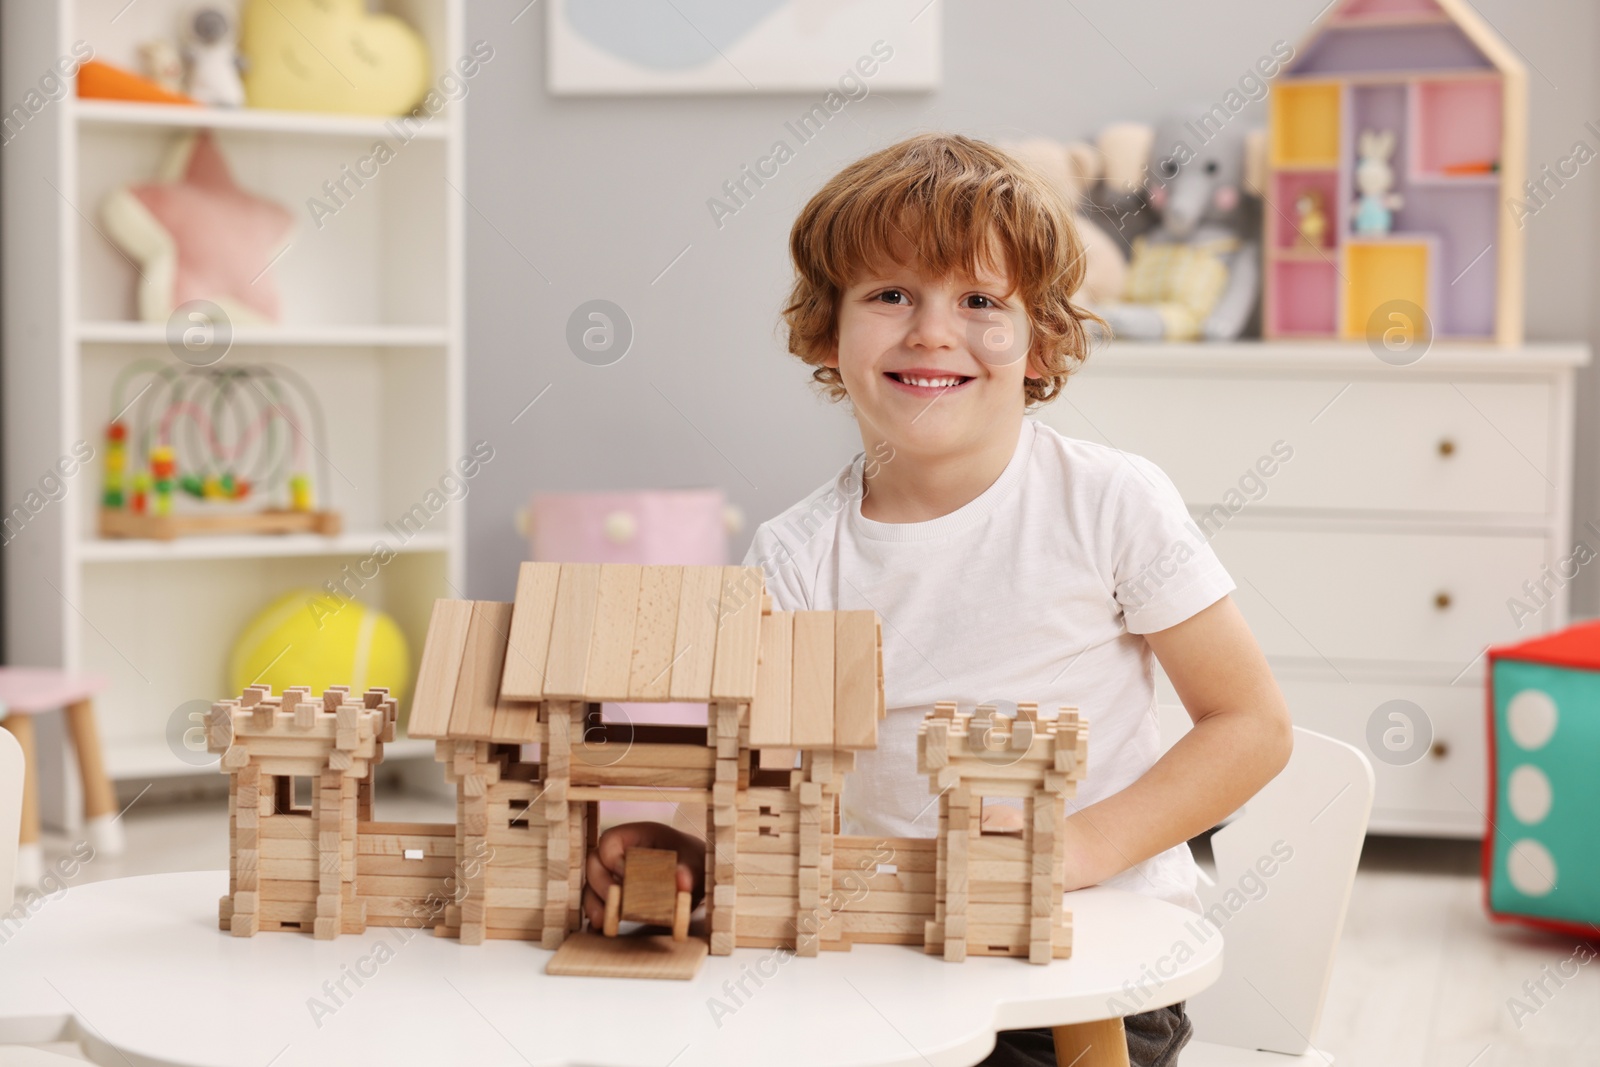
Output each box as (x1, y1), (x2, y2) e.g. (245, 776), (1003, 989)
(1507, 764), (1553, 825)
(1506, 838), (1558, 898)
(1507, 689), (1558, 750)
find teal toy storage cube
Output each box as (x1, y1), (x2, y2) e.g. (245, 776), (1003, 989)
(1486, 622), (1600, 936)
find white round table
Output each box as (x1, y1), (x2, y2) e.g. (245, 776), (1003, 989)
(0, 871), (1221, 1067)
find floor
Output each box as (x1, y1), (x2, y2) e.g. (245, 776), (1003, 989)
(10, 777), (1600, 1067)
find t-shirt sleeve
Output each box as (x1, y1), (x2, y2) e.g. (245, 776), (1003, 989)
(1107, 454), (1235, 634)
(739, 519), (812, 611)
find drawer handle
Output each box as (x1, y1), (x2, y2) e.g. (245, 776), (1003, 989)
(1438, 438), (1456, 457)
(1434, 591), (1453, 610)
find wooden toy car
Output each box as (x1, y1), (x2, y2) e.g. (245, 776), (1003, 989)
(602, 847), (691, 942)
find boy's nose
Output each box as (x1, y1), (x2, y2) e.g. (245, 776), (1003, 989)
(905, 306), (962, 350)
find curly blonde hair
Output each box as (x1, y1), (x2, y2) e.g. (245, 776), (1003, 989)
(781, 131), (1102, 406)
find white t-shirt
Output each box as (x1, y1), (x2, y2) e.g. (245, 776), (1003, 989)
(740, 417), (1236, 914)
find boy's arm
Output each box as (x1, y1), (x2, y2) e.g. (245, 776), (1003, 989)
(1059, 594), (1293, 891)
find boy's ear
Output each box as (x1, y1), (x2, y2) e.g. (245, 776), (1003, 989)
(821, 343), (840, 369)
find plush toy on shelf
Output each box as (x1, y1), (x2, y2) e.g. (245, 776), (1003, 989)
(139, 39), (186, 95)
(99, 131), (293, 325)
(99, 361), (339, 540)
(1001, 137), (1128, 307)
(1091, 110), (1262, 342)
(181, 4), (246, 108)
(1352, 129), (1403, 236)
(240, 0), (430, 116)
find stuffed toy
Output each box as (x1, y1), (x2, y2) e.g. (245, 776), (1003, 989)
(140, 39), (186, 95)
(240, 0), (430, 116)
(1001, 137), (1127, 307)
(77, 59), (196, 106)
(1087, 122), (1158, 250)
(1092, 110), (1262, 342)
(100, 131), (294, 324)
(181, 5), (246, 108)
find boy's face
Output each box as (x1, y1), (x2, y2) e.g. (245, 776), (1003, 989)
(826, 245), (1039, 460)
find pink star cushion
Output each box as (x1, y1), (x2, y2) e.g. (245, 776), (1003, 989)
(100, 131), (295, 324)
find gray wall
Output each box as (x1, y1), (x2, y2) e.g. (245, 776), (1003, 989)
(461, 0), (1600, 615)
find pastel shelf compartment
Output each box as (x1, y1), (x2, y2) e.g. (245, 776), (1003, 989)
(1341, 237), (1435, 341)
(1399, 184), (1499, 337)
(1269, 259), (1339, 336)
(1272, 170), (1340, 251)
(1293, 25), (1496, 77)
(1272, 82), (1343, 168)
(1410, 78), (1503, 180)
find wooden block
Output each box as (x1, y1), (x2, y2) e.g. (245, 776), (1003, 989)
(230, 912), (259, 937)
(710, 931), (735, 956)
(626, 565), (685, 700)
(790, 613), (835, 747)
(668, 566), (723, 701)
(749, 610), (793, 747)
(499, 562), (562, 701)
(543, 563), (602, 699)
(922, 721), (948, 770)
(709, 566), (764, 702)
(620, 847), (679, 926)
(446, 600), (515, 739)
(234, 890), (259, 915)
(408, 599), (475, 738)
(833, 610), (878, 749)
(546, 928), (710, 979)
(585, 564), (644, 701)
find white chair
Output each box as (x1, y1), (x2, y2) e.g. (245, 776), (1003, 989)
(1157, 706), (1374, 1065)
(0, 725), (23, 908)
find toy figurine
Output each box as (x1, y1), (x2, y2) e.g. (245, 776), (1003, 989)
(1353, 130), (1403, 235)
(1294, 189), (1328, 249)
(181, 5), (246, 108)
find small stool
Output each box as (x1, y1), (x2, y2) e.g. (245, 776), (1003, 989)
(0, 669), (122, 887)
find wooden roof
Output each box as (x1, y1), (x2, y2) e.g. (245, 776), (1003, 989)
(1284, 0), (1524, 79)
(406, 562), (884, 750)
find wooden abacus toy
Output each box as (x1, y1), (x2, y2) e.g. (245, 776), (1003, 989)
(99, 361), (340, 540)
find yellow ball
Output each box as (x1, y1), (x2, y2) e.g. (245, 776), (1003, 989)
(229, 588), (411, 713)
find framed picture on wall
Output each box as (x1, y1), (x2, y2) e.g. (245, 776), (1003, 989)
(547, 0), (941, 95)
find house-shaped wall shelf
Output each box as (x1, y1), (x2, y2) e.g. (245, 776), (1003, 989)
(207, 563), (1089, 969)
(1263, 0), (1526, 344)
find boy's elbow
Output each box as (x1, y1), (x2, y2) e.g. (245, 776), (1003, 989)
(1262, 699), (1294, 780)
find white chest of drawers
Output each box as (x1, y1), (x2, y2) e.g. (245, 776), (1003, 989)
(1036, 341), (1589, 837)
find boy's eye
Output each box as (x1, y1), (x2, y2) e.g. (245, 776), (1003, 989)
(875, 289), (907, 305)
(964, 295), (996, 310)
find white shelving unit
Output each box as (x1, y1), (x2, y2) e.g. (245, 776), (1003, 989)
(2, 0), (465, 824)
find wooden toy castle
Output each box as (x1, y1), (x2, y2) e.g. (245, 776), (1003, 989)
(208, 562), (1088, 971)
(1263, 0), (1526, 344)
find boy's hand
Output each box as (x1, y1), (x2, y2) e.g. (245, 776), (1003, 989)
(582, 820), (706, 932)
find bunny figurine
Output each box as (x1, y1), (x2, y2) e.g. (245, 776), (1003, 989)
(1353, 129), (1403, 235)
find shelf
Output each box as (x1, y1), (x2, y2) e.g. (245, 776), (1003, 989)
(77, 322), (451, 347)
(1270, 246), (1338, 262)
(79, 530), (451, 563)
(74, 99), (450, 141)
(1094, 341), (1590, 372)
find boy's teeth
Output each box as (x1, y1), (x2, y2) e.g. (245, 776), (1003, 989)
(897, 374), (963, 388)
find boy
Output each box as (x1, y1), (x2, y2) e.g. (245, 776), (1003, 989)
(585, 132), (1293, 1067)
